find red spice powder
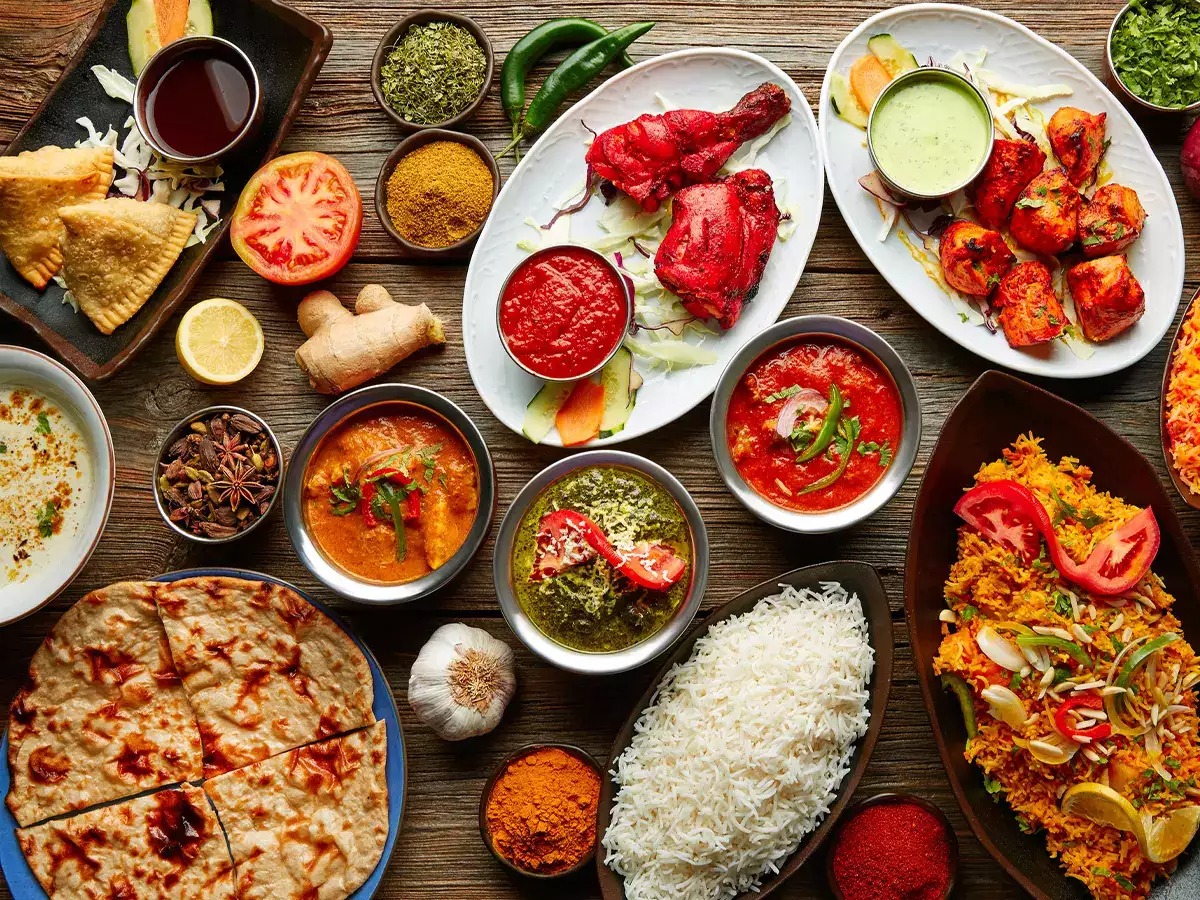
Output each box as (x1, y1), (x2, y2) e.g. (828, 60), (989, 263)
(831, 800), (952, 900)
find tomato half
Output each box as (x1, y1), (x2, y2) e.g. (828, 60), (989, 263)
(1057, 507), (1161, 596)
(953, 481), (1050, 563)
(230, 151), (362, 285)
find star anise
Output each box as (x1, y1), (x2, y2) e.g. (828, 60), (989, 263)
(211, 462), (264, 511)
(214, 430), (249, 469)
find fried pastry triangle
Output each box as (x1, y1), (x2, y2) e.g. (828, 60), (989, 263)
(0, 145), (114, 289)
(58, 197), (196, 334)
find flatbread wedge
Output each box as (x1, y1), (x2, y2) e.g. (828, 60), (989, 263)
(58, 197), (196, 334)
(155, 576), (375, 776)
(18, 784), (236, 899)
(0, 145), (114, 289)
(6, 581), (203, 827)
(204, 723), (388, 900)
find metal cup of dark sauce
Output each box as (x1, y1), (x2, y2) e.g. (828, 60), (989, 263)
(134, 35), (262, 164)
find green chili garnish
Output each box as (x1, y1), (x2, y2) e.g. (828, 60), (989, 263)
(940, 673), (978, 739)
(795, 384), (843, 463)
(1015, 634), (1091, 667)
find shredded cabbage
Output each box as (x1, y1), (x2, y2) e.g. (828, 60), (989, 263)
(624, 335), (718, 369)
(90, 65), (135, 103)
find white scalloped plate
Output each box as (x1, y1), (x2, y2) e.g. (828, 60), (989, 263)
(463, 48), (824, 446)
(818, 3), (1185, 379)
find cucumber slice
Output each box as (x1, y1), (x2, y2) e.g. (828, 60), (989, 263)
(599, 347), (639, 438)
(867, 33), (919, 78)
(128, 0), (214, 76)
(830, 71), (869, 129)
(522, 381), (573, 444)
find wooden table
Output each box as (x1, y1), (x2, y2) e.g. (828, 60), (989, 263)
(1, 1), (1196, 897)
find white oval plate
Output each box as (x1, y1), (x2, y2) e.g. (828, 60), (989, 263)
(818, 3), (1185, 379)
(463, 48), (824, 446)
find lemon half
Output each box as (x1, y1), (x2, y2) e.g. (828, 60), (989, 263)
(176, 298), (264, 385)
(1062, 782), (1200, 864)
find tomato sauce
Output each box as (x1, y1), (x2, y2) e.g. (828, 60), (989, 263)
(499, 247), (629, 379)
(726, 338), (903, 512)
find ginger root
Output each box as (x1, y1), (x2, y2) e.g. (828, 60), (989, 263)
(295, 284), (445, 394)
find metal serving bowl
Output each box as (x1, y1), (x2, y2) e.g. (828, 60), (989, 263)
(153, 405), (281, 546)
(1106, 2), (1200, 118)
(709, 315), (921, 534)
(493, 450), (709, 675)
(284, 384), (495, 604)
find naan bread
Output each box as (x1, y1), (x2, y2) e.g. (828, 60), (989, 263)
(204, 723), (388, 900)
(58, 197), (195, 334)
(6, 581), (203, 827)
(0, 145), (113, 289)
(155, 577), (375, 776)
(18, 784), (235, 899)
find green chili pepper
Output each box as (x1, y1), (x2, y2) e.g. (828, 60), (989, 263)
(1117, 634), (1180, 687)
(795, 384), (844, 463)
(940, 673), (978, 739)
(375, 481), (408, 562)
(1015, 634), (1091, 667)
(501, 19), (635, 143)
(496, 22), (656, 159)
(797, 416), (857, 495)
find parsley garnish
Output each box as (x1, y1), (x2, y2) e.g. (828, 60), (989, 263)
(35, 413), (51, 435)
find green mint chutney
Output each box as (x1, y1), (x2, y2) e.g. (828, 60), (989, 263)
(869, 72), (992, 197)
(512, 466), (691, 653)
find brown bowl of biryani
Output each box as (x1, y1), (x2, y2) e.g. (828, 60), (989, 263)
(283, 383), (495, 604)
(1160, 286), (1200, 511)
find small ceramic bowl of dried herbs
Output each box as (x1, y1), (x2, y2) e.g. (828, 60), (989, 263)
(371, 11), (494, 132)
(154, 406), (283, 544)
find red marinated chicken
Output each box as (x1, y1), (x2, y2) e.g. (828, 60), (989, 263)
(1048, 107), (1107, 187)
(1066, 256), (1145, 342)
(1080, 183), (1146, 258)
(938, 220), (1014, 297)
(655, 168), (780, 329)
(995, 261), (1066, 348)
(586, 83), (791, 212)
(1010, 168), (1081, 256)
(972, 138), (1046, 229)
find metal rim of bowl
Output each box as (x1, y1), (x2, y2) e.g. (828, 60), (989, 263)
(824, 792), (959, 900)
(0, 345), (115, 625)
(370, 9), (495, 132)
(373, 129), (500, 256)
(866, 66), (995, 201)
(133, 35), (263, 164)
(478, 742), (604, 879)
(495, 245), (635, 383)
(708, 315), (921, 534)
(152, 405), (283, 545)
(1105, 2), (1200, 116)
(283, 384), (496, 605)
(492, 450), (710, 675)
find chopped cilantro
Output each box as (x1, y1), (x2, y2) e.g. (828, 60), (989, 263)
(1050, 488), (1105, 528)
(984, 776), (1004, 799)
(961, 605), (977, 622)
(1111, 0), (1200, 108)
(36, 501), (58, 538)
(1010, 671), (1024, 691)
(35, 413), (51, 435)
(763, 384), (801, 403)
(0, 442), (6, 453)
(1052, 590), (1073, 616)
(1016, 196), (1046, 210)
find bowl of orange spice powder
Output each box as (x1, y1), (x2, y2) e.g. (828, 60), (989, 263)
(480, 743), (603, 878)
(374, 129), (499, 260)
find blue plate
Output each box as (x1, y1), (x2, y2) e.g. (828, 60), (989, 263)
(0, 568), (405, 898)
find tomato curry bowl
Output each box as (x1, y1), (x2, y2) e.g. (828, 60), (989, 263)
(711, 316), (921, 533)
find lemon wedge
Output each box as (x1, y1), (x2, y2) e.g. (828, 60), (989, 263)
(1061, 783), (1146, 844)
(176, 298), (264, 385)
(1142, 805), (1200, 864)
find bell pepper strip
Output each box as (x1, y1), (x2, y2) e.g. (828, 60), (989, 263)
(404, 491), (421, 522)
(1015, 633), (1092, 668)
(954, 481), (1160, 596)
(940, 673), (978, 739)
(359, 480), (379, 527)
(1117, 633), (1180, 687)
(795, 384), (844, 462)
(1054, 694), (1112, 741)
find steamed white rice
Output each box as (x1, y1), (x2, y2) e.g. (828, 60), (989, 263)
(601, 581), (874, 900)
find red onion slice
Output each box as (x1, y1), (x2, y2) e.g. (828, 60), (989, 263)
(859, 171), (903, 208)
(776, 388), (828, 439)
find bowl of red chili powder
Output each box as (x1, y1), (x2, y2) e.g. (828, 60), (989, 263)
(480, 743), (603, 879)
(826, 793), (958, 900)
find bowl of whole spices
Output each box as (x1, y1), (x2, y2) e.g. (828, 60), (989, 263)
(1106, 0), (1200, 115)
(153, 406), (282, 544)
(375, 129), (499, 258)
(826, 793), (957, 900)
(372, 11), (494, 131)
(480, 743), (602, 879)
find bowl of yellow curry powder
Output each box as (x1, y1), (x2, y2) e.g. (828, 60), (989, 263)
(375, 130), (499, 259)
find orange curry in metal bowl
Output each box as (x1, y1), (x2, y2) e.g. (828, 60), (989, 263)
(303, 403), (479, 583)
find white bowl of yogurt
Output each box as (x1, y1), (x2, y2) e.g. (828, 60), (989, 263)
(0, 346), (114, 623)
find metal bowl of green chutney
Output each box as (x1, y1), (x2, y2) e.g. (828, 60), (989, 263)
(493, 451), (709, 676)
(866, 66), (995, 201)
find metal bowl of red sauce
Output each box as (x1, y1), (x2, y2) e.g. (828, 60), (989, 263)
(133, 35), (262, 164)
(710, 315), (920, 533)
(496, 245), (633, 382)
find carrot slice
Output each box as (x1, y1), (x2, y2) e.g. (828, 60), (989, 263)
(850, 54), (892, 112)
(555, 380), (605, 446)
(154, 0), (191, 43)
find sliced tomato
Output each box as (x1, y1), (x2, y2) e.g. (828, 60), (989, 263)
(531, 510), (601, 580)
(615, 541), (687, 591)
(1053, 507), (1160, 596)
(230, 151), (362, 285)
(953, 481), (1050, 563)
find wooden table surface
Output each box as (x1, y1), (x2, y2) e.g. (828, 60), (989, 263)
(2, 1), (1196, 897)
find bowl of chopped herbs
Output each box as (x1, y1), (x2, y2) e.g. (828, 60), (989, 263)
(1107, 0), (1200, 114)
(372, 10), (494, 131)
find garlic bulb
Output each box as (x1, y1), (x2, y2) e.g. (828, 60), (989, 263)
(408, 624), (516, 741)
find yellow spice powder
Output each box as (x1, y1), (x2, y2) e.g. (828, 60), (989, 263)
(385, 141), (493, 248)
